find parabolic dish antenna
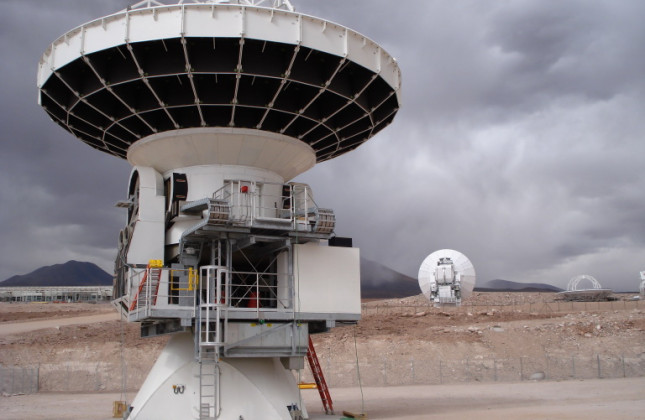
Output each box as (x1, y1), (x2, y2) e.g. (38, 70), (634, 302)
(36, 1), (401, 418)
(418, 249), (476, 306)
(558, 274), (612, 301)
(566, 274), (602, 291)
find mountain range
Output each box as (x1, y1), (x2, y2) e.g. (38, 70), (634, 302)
(0, 261), (112, 287)
(360, 258), (419, 298)
(477, 279), (563, 292)
(1, 260), (562, 296)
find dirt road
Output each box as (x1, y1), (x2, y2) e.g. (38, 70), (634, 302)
(1, 377), (643, 419)
(0, 313), (119, 336)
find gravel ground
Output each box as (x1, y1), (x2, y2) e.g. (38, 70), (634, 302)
(0, 294), (643, 419)
(1, 377), (644, 419)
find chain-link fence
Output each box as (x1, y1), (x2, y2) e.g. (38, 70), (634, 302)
(0, 366), (38, 395)
(300, 353), (645, 388)
(361, 298), (644, 317)
(3, 352), (644, 394)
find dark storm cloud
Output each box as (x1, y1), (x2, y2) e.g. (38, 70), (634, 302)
(295, 0), (645, 290)
(1, 1), (643, 292)
(0, 1), (132, 279)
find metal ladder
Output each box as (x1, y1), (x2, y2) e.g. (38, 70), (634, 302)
(197, 265), (227, 419)
(306, 336), (334, 415)
(199, 348), (220, 419)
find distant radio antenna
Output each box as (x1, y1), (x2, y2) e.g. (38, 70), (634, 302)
(418, 249), (476, 307)
(558, 274), (612, 301)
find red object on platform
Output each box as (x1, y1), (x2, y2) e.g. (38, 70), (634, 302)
(247, 291), (260, 308)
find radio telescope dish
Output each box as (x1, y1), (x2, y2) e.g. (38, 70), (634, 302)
(418, 249), (476, 306)
(37, 1), (401, 419)
(558, 274), (612, 301)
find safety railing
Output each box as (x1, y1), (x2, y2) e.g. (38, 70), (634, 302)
(212, 180), (322, 232)
(126, 265), (197, 316)
(227, 271), (281, 313)
(199, 266), (227, 350)
(124, 264), (290, 321)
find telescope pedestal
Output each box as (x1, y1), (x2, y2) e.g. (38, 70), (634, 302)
(128, 332), (308, 420)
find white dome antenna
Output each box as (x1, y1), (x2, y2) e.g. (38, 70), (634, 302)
(418, 249), (476, 307)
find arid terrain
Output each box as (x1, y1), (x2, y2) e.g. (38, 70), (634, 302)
(0, 292), (644, 418)
(1, 292), (644, 390)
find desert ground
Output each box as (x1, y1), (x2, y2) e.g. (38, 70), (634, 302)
(0, 292), (644, 419)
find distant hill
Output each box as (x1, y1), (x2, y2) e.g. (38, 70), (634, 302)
(361, 258), (419, 299)
(0, 261), (112, 287)
(476, 279), (562, 292)
(359, 263), (563, 299)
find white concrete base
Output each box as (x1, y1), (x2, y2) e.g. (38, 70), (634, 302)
(127, 332), (308, 420)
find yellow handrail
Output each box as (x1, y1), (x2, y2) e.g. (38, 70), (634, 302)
(169, 267), (199, 291)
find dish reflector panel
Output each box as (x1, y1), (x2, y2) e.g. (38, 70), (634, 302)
(418, 249), (476, 305)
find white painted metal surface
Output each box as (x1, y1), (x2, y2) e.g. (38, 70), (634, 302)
(418, 249), (476, 305)
(123, 167), (165, 265)
(128, 128), (316, 180)
(37, 3), (400, 96)
(128, 332), (307, 419)
(288, 243), (361, 316)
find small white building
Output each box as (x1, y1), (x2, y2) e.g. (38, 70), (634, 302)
(0, 286), (112, 302)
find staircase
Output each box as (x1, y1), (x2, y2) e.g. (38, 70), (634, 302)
(306, 336), (334, 415)
(129, 260), (163, 312)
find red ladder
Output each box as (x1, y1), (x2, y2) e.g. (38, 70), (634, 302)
(306, 336), (334, 415)
(129, 260), (163, 311)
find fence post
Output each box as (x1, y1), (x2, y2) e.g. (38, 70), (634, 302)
(622, 355), (626, 378)
(519, 357), (524, 381)
(494, 359), (498, 382)
(383, 357), (387, 386)
(439, 360), (443, 384)
(571, 355), (575, 379)
(410, 357), (415, 385)
(326, 352), (331, 381)
(597, 354), (601, 379)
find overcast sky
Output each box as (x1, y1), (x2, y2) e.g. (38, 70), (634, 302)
(1, 0), (643, 291)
